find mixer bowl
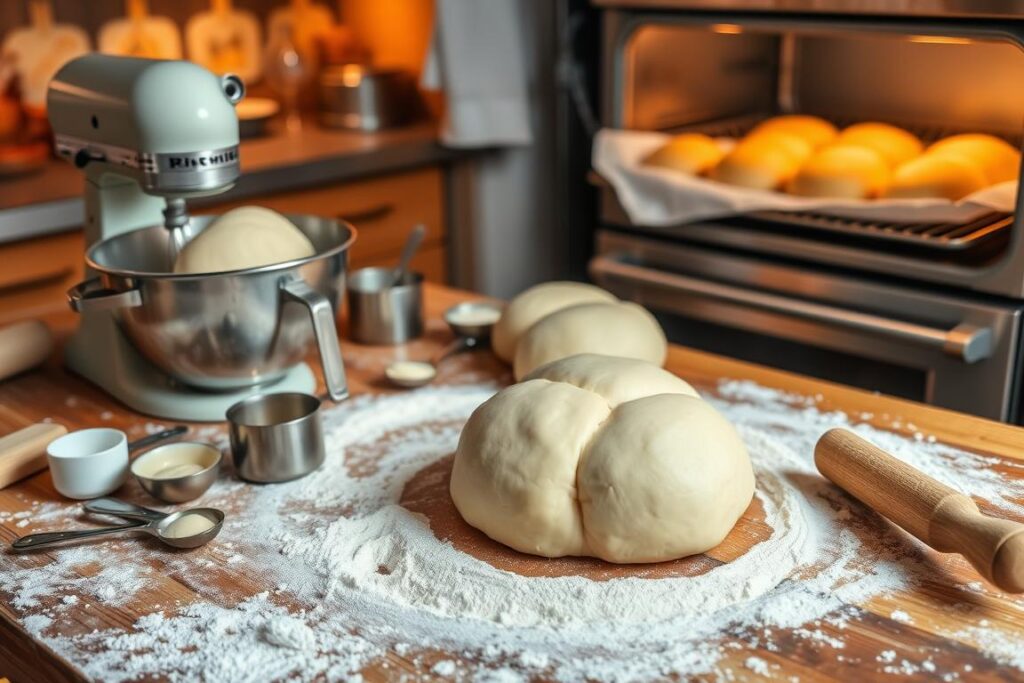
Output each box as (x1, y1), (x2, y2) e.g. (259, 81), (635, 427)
(67, 214), (355, 400)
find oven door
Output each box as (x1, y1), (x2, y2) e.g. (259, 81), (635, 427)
(591, 230), (1023, 422)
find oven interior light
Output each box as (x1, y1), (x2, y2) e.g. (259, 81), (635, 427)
(712, 24), (743, 35)
(909, 35), (973, 45)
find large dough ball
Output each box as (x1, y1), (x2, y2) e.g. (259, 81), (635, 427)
(450, 355), (754, 563)
(513, 301), (667, 380)
(491, 281), (616, 363)
(174, 206), (316, 274)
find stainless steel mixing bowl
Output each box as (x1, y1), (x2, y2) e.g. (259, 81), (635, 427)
(66, 214), (355, 401)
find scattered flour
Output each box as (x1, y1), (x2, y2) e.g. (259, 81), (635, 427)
(1, 380), (1022, 681)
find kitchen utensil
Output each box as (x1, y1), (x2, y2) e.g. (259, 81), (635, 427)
(318, 65), (420, 131)
(347, 267), (424, 345)
(0, 422), (66, 489)
(45, 426), (185, 500)
(235, 97), (279, 138)
(98, 0), (182, 60)
(84, 496), (167, 522)
(227, 392), (325, 483)
(0, 320), (53, 382)
(392, 223), (426, 286)
(11, 506), (224, 550)
(384, 301), (503, 388)
(815, 428), (1024, 593)
(186, 0), (262, 84)
(1, 0), (89, 109)
(131, 441), (222, 503)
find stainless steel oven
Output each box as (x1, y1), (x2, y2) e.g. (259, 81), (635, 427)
(574, 0), (1024, 422)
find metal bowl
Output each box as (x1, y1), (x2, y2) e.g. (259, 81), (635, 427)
(131, 441), (222, 503)
(66, 214), (355, 400)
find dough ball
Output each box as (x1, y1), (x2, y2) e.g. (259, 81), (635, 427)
(749, 114), (838, 149)
(525, 353), (698, 408)
(450, 379), (610, 557)
(513, 302), (667, 380)
(174, 206), (316, 274)
(711, 132), (810, 191)
(491, 281), (617, 363)
(884, 154), (988, 201)
(450, 357), (754, 563)
(926, 133), (1020, 184)
(836, 122), (923, 168)
(643, 133), (725, 175)
(787, 145), (890, 199)
(579, 394), (754, 562)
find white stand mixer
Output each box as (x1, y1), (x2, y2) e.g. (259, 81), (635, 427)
(48, 55), (329, 421)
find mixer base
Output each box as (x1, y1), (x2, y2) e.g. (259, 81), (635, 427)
(65, 313), (316, 421)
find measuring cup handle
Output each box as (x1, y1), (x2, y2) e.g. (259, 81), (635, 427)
(84, 497), (167, 522)
(281, 279), (349, 402)
(11, 522), (147, 550)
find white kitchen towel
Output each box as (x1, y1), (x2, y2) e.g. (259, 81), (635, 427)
(594, 128), (1018, 226)
(423, 0), (532, 148)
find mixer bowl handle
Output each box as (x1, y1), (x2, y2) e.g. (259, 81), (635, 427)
(67, 277), (142, 313)
(281, 279), (349, 402)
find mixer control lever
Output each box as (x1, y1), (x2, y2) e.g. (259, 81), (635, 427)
(73, 148), (105, 168)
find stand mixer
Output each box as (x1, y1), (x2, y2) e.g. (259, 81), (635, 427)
(49, 55), (352, 420)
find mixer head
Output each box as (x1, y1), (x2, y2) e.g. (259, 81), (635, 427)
(47, 54), (243, 199)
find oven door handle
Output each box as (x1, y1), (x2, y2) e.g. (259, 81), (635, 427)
(590, 254), (994, 364)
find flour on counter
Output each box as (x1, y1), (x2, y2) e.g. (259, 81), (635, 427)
(1, 381), (1023, 681)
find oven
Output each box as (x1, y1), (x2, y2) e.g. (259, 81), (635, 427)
(569, 0), (1024, 422)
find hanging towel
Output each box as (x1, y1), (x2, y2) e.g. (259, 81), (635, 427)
(422, 0), (532, 148)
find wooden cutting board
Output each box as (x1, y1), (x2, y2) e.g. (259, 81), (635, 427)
(98, 0), (182, 61)
(0, 283), (1023, 681)
(185, 0), (262, 83)
(1, 0), (89, 109)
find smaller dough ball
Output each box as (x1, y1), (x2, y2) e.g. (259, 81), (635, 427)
(525, 354), (698, 407)
(749, 114), (838, 149)
(450, 379), (610, 557)
(711, 134), (806, 191)
(491, 281), (617, 363)
(643, 133), (725, 175)
(926, 133), (1020, 184)
(787, 145), (890, 199)
(174, 207), (315, 274)
(884, 154), (988, 201)
(836, 122), (923, 168)
(578, 394), (754, 563)
(513, 302), (667, 380)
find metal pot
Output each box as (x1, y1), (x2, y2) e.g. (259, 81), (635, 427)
(66, 214), (355, 401)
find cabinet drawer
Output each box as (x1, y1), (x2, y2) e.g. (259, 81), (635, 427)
(205, 166), (446, 264)
(0, 231), (84, 325)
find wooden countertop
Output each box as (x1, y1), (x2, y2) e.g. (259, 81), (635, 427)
(1, 283), (1023, 681)
(0, 121), (464, 244)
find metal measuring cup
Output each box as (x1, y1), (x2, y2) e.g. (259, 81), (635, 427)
(226, 392), (326, 483)
(346, 267), (424, 344)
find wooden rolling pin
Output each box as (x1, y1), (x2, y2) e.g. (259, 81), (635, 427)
(0, 320), (53, 381)
(815, 428), (1024, 593)
(0, 423), (67, 489)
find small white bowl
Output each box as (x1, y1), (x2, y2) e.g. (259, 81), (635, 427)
(46, 428), (128, 499)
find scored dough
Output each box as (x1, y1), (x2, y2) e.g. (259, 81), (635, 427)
(491, 281), (617, 363)
(512, 301), (667, 380)
(174, 206), (316, 274)
(450, 354), (755, 563)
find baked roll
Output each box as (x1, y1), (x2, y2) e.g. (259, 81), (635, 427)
(926, 133), (1020, 184)
(788, 145), (890, 199)
(749, 115), (838, 149)
(643, 133), (725, 175)
(711, 134), (807, 191)
(884, 154), (988, 201)
(836, 122), (923, 168)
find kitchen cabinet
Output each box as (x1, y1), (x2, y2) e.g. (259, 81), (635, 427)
(0, 230), (84, 326)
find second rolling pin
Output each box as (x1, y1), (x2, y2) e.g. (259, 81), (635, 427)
(815, 428), (1024, 593)
(0, 320), (53, 382)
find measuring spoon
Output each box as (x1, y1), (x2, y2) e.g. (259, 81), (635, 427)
(11, 507), (224, 551)
(391, 223), (426, 287)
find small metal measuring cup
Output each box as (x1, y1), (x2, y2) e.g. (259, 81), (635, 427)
(226, 392), (325, 483)
(347, 267), (424, 344)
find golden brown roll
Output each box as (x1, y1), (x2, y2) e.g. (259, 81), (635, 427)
(926, 133), (1021, 184)
(836, 122), (923, 168)
(711, 135), (806, 191)
(884, 154), (988, 201)
(740, 130), (814, 165)
(749, 115), (838, 149)
(788, 145), (890, 199)
(642, 133), (725, 175)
